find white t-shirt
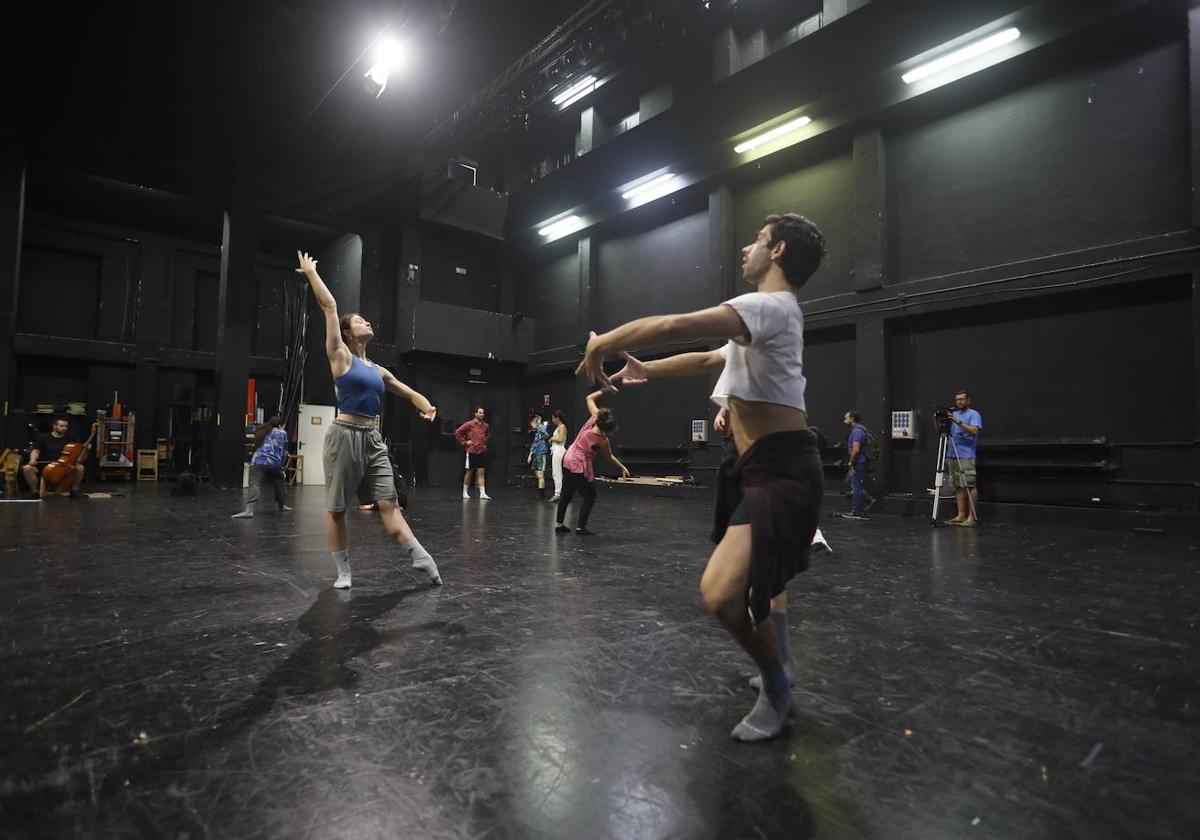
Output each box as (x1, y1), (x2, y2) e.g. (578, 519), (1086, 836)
(710, 290), (807, 412)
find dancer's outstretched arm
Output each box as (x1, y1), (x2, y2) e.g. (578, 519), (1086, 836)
(295, 251), (351, 371)
(611, 348), (725, 387)
(577, 305), (748, 387)
(380, 369), (437, 421)
(597, 438), (630, 479)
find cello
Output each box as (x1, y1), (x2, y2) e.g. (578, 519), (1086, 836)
(41, 413), (102, 496)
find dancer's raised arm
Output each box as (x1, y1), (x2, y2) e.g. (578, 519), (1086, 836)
(296, 250), (350, 369)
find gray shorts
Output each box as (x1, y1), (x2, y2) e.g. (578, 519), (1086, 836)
(323, 419), (396, 512)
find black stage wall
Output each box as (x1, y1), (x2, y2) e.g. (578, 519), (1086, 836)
(502, 0), (1200, 524)
(3, 0), (1197, 521)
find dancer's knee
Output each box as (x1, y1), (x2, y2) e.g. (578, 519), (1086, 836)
(700, 577), (742, 625)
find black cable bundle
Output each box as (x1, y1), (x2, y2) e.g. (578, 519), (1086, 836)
(279, 281), (310, 438)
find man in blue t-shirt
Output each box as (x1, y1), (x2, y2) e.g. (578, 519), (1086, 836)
(946, 389), (983, 526)
(843, 410), (875, 519)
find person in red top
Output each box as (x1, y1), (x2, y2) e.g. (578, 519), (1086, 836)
(455, 407), (491, 500)
(554, 389), (630, 535)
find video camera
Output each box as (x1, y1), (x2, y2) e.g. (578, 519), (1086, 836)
(932, 406), (955, 421)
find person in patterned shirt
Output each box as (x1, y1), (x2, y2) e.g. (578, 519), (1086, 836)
(232, 415), (292, 518)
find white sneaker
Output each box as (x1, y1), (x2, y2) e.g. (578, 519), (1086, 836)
(334, 556), (352, 589)
(462, 490), (470, 500)
(549, 495), (559, 502)
(812, 528), (832, 554)
(480, 492), (492, 501)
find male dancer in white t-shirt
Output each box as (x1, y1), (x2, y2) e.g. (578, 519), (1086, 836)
(577, 213), (825, 742)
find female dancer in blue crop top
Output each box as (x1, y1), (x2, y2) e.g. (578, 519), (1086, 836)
(297, 250), (442, 590)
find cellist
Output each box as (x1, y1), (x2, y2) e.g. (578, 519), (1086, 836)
(22, 418), (90, 499)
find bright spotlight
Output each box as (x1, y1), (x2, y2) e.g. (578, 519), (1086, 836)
(364, 37), (408, 99)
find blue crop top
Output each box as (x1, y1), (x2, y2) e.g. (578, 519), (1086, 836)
(334, 356), (385, 418)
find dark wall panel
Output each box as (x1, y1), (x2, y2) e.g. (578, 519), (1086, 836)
(15, 357), (88, 409)
(733, 152), (854, 302)
(596, 207), (710, 329)
(172, 252), (221, 352)
(518, 251), (578, 353)
(253, 263), (288, 358)
(891, 40), (1190, 281)
(17, 245), (102, 339)
(518, 373), (576, 431)
(802, 325), (856, 443)
(421, 227), (501, 311)
(605, 371), (714, 454)
(886, 277), (1194, 499)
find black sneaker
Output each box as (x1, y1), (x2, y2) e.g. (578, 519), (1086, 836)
(863, 497), (876, 514)
(554, 525), (570, 534)
(575, 528), (595, 536)
(843, 512), (869, 521)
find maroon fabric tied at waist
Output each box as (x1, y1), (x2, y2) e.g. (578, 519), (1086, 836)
(712, 429), (824, 625)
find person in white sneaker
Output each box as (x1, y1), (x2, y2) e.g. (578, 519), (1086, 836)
(582, 213), (826, 743)
(548, 410), (568, 502)
(231, 415), (291, 519)
(455, 408), (491, 500)
(295, 250), (442, 590)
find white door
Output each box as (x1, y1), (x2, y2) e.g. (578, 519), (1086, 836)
(298, 403), (336, 485)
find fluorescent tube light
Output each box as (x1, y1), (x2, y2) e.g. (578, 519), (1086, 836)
(538, 215), (585, 239)
(552, 75), (597, 106)
(621, 173), (676, 200)
(733, 116), (811, 154)
(901, 28), (1020, 84)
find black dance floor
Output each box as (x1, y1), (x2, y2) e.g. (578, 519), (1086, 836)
(1, 484), (1197, 839)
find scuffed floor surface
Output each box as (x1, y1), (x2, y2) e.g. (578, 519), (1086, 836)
(1, 484), (1197, 839)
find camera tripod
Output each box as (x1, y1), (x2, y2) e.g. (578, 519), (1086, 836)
(930, 423), (978, 526)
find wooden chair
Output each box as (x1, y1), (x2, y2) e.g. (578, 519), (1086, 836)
(285, 454), (304, 486)
(1, 449), (20, 498)
(136, 449), (159, 481)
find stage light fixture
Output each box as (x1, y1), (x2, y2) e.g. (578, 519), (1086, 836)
(364, 37), (408, 99)
(537, 215), (585, 240)
(620, 172), (680, 207)
(901, 27), (1020, 84)
(621, 172), (675, 200)
(552, 75), (598, 109)
(733, 115), (811, 154)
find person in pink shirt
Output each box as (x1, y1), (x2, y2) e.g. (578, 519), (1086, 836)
(455, 407), (491, 500)
(554, 389), (630, 535)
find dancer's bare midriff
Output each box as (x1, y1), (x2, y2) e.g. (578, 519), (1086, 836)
(336, 412), (378, 426)
(728, 397), (808, 456)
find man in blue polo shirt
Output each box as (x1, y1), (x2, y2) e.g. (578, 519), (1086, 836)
(947, 389), (983, 526)
(843, 410), (875, 519)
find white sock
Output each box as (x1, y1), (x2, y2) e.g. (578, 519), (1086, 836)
(401, 538), (442, 585)
(479, 486), (491, 499)
(463, 486), (470, 498)
(332, 550), (351, 589)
